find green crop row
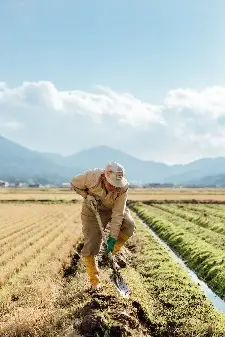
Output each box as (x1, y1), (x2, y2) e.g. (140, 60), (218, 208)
(124, 210), (225, 336)
(142, 204), (225, 252)
(152, 203), (225, 237)
(129, 202), (225, 300)
(185, 203), (225, 222)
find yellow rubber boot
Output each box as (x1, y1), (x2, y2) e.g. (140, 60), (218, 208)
(83, 256), (100, 289)
(112, 232), (129, 255)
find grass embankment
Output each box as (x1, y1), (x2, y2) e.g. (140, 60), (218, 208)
(129, 202), (225, 300)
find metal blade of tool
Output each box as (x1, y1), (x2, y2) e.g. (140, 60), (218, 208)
(89, 202), (130, 297)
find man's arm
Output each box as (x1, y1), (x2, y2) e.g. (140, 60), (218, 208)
(110, 188), (128, 239)
(70, 172), (89, 199)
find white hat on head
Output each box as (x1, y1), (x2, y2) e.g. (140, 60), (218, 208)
(104, 161), (128, 188)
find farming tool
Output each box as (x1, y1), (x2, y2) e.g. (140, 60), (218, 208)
(89, 201), (130, 298)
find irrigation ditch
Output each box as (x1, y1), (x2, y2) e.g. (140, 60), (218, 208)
(133, 213), (225, 315)
(127, 201), (225, 315)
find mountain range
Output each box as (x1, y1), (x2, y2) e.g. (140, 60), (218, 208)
(1, 135), (225, 185)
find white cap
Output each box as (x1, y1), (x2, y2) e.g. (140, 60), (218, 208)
(104, 161), (128, 188)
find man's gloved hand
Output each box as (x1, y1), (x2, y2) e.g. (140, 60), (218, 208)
(85, 195), (98, 208)
(105, 235), (117, 254)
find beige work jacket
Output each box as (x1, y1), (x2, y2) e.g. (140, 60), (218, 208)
(70, 168), (128, 239)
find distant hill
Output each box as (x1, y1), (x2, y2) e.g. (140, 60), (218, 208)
(42, 146), (170, 183)
(1, 136), (225, 185)
(43, 145), (225, 185)
(187, 173), (225, 187)
(61, 145), (172, 183)
(165, 157), (225, 185)
(0, 136), (80, 184)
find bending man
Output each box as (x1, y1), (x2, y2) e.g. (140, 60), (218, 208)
(70, 161), (135, 289)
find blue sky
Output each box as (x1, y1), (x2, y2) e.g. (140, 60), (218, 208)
(1, 0), (225, 163)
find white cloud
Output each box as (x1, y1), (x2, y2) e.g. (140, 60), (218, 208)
(1, 81), (225, 163)
(165, 86), (225, 118)
(0, 81), (165, 128)
(163, 86), (225, 155)
(0, 81), (63, 110)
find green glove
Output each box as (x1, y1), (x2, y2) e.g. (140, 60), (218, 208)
(106, 235), (117, 254)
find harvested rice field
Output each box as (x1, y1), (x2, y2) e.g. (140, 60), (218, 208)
(2, 187), (225, 202)
(1, 192), (225, 336)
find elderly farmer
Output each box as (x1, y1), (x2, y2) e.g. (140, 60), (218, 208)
(70, 161), (135, 289)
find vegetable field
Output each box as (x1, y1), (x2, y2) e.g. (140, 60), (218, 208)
(1, 191), (225, 336)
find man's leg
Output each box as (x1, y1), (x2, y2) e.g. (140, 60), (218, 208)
(81, 203), (111, 289)
(112, 208), (135, 255)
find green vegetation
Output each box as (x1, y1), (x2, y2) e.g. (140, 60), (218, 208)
(125, 211), (225, 335)
(153, 203), (225, 235)
(129, 202), (225, 300)
(185, 203), (225, 223)
(145, 204), (225, 249)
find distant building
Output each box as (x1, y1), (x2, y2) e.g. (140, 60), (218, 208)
(0, 180), (9, 187)
(161, 183), (174, 188)
(61, 183), (70, 188)
(28, 184), (40, 188)
(143, 183), (161, 188)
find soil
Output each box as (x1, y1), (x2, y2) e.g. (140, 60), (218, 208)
(76, 292), (154, 337)
(59, 236), (156, 337)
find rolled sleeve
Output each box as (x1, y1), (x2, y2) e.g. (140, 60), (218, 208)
(110, 188), (128, 239)
(70, 172), (88, 199)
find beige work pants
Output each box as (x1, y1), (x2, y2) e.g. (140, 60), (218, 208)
(80, 202), (135, 257)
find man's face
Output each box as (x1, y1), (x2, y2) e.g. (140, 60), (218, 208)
(102, 174), (118, 192)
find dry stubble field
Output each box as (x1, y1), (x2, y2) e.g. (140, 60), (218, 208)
(1, 188), (225, 337)
(2, 187), (225, 201)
